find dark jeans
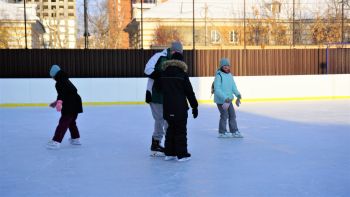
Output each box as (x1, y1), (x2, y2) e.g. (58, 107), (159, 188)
(164, 119), (190, 158)
(52, 114), (80, 143)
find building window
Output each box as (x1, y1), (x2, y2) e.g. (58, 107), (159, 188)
(43, 5), (48, 9)
(59, 5), (64, 9)
(52, 6), (56, 9)
(52, 0), (56, 2)
(211, 30), (221, 43)
(229, 31), (238, 44)
(68, 13), (75, 17)
(68, 6), (74, 9)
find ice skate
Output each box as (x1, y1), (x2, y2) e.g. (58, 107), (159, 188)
(150, 138), (165, 157)
(47, 140), (60, 149)
(177, 154), (191, 162)
(232, 131), (243, 138)
(177, 153), (191, 162)
(164, 156), (177, 161)
(69, 138), (82, 145)
(218, 132), (232, 138)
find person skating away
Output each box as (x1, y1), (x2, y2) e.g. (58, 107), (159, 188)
(213, 58), (243, 138)
(157, 52), (198, 162)
(47, 65), (83, 149)
(144, 41), (184, 157)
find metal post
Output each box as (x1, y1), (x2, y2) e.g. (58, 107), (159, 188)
(192, 0), (195, 75)
(24, 0), (28, 49)
(193, 0), (195, 50)
(243, 0), (246, 49)
(292, 0), (295, 46)
(341, 0), (344, 43)
(141, 0), (143, 49)
(84, 0), (89, 49)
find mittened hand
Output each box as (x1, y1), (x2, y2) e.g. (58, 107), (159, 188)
(145, 90), (152, 103)
(222, 102), (230, 110)
(192, 108), (198, 119)
(49, 100), (57, 108)
(235, 98), (241, 107)
(55, 100), (63, 112)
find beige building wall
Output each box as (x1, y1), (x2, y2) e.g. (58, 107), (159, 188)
(26, 0), (77, 48)
(0, 20), (44, 48)
(0, 2), (45, 49)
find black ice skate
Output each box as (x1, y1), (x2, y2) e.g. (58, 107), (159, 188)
(150, 138), (165, 157)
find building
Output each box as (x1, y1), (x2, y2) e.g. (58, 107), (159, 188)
(0, 0), (45, 48)
(25, 0), (77, 48)
(107, 0), (131, 49)
(125, 0), (348, 49)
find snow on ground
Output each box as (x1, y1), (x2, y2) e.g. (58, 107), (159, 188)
(1, 100), (350, 196)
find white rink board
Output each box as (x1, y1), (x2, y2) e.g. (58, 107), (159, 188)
(0, 74), (349, 104)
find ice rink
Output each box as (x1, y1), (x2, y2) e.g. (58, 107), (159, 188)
(1, 100), (350, 197)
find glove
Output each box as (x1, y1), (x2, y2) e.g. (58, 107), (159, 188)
(222, 102), (230, 110)
(145, 90), (152, 103)
(192, 108), (198, 119)
(235, 98), (241, 107)
(236, 94), (242, 100)
(56, 100), (63, 112)
(49, 100), (57, 108)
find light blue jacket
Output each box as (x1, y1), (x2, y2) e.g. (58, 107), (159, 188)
(214, 70), (240, 104)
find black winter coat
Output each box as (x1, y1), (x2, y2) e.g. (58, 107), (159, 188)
(54, 70), (83, 115)
(157, 60), (198, 121)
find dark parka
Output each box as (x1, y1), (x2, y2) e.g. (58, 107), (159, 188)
(54, 70), (83, 115)
(157, 60), (198, 121)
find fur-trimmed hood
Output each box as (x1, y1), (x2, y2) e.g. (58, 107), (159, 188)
(162, 60), (188, 72)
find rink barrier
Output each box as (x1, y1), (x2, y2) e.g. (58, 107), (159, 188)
(1, 96), (350, 107)
(1, 75), (349, 107)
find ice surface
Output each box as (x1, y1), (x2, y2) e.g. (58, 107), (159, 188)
(1, 100), (350, 196)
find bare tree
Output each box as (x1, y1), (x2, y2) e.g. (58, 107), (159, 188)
(152, 25), (182, 48)
(0, 23), (10, 48)
(246, 6), (269, 46)
(43, 8), (67, 48)
(87, 0), (110, 48)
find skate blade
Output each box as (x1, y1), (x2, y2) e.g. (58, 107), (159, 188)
(150, 151), (165, 157)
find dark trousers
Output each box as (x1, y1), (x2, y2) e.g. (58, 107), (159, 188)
(164, 119), (190, 158)
(53, 114), (80, 143)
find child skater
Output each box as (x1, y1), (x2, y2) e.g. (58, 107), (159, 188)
(47, 64), (83, 149)
(213, 58), (243, 138)
(157, 52), (198, 162)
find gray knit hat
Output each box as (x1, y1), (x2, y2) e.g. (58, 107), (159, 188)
(170, 41), (183, 54)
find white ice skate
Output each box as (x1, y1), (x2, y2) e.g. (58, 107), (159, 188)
(232, 131), (243, 138)
(69, 138), (82, 145)
(218, 132), (232, 138)
(150, 151), (165, 157)
(47, 140), (60, 149)
(177, 157), (191, 162)
(164, 156), (177, 161)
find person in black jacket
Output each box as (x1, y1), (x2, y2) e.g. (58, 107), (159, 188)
(47, 64), (83, 149)
(157, 53), (198, 162)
